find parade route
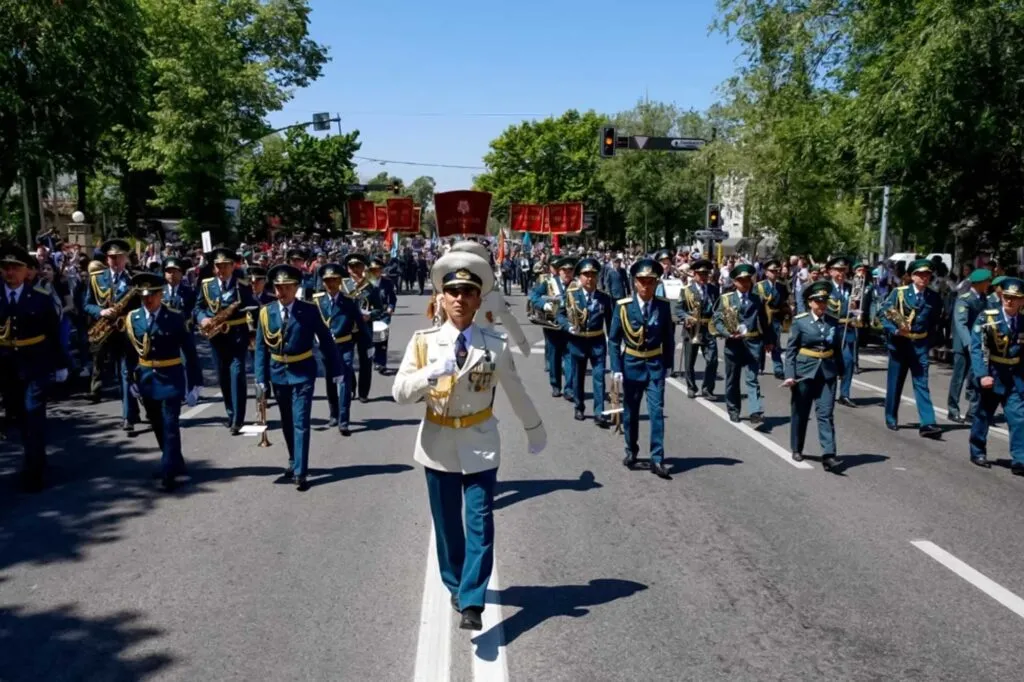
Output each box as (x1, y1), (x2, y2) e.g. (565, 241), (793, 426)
(4, 291), (1024, 681)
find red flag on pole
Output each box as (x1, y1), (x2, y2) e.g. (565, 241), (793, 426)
(552, 233), (561, 255)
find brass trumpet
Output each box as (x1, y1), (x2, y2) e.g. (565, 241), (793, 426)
(257, 385), (271, 447)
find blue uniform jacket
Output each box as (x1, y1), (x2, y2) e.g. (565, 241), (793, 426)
(608, 295), (675, 380)
(313, 291), (372, 351)
(375, 276), (398, 323)
(556, 287), (611, 356)
(879, 285), (942, 349)
(529, 276), (570, 315)
(255, 300), (341, 386)
(712, 290), (776, 346)
(342, 278), (385, 322)
(163, 282), (196, 329)
(785, 313), (844, 381)
(0, 284), (69, 379)
(124, 306), (202, 400)
(826, 281), (855, 323)
(195, 275), (258, 345)
(970, 307), (1024, 397)
(952, 289), (988, 352)
(83, 268), (134, 319)
(679, 281), (719, 341)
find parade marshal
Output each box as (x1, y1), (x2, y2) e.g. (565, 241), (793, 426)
(392, 251), (546, 631)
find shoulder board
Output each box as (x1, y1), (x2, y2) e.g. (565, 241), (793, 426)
(985, 309), (1000, 315)
(295, 299), (314, 309)
(794, 313), (809, 320)
(313, 292), (326, 298)
(897, 285), (908, 291)
(413, 327), (440, 336)
(33, 284), (51, 295)
(959, 292), (970, 299)
(617, 297), (632, 305)
(237, 277), (250, 286)
(163, 307), (183, 318)
(89, 271), (105, 278)
(202, 277), (215, 283)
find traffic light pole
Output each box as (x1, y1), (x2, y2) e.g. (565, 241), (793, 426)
(705, 127), (717, 260)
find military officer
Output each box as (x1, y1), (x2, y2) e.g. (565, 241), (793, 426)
(713, 263), (775, 423)
(195, 246), (258, 435)
(608, 258), (675, 479)
(678, 258), (719, 399)
(286, 248), (316, 301)
(557, 257), (612, 425)
(83, 237), (140, 430)
(314, 263), (371, 435)
(368, 256), (397, 374)
(878, 258), (942, 436)
(448, 240), (531, 355)
(783, 281), (844, 472)
(756, 259), (786, 380)
(948, 268), (992, 424)
(255, 265), (342, 490)
(341, 253), (382, 402)
(825, 256), (858, 407)
(988, 274), (1007, 308)
(124, 272), (202, 491)
(249, 265), (277, 305)
(530, 256), (575, 400)
(968, 277), (1024, 470)
(161, 257), (196, 329)
(392, 251), (546, 631)
(0, 245), (70, 492)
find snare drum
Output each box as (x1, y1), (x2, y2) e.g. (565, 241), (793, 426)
(372, 320), (389, 343)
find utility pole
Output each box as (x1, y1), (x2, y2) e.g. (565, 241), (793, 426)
(21, 174), (32, 247)
(704, 127), (718, 256)
(879, 185), (891, 257)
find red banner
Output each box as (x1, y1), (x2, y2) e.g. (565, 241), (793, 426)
(413, 206), (421, 233)
(347, 200), (377, 231)
(510, 203), (546, 233)
(564, 202), (584, 233)
(542, 202), (584, 234)
(374, 205), (389, 232)
(434, 190), (492, 236)
(387, 197), (416, 233)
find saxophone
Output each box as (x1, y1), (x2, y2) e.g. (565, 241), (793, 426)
(200, 299), (243, 339)
(88, 288), (138, 347)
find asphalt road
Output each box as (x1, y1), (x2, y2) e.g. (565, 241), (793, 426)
(3, 291), (1024, 681)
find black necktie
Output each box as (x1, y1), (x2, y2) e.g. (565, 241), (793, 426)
(9, 291), (15, 308)
(456, 332), (468, 369)
(282, 306), (290, 338)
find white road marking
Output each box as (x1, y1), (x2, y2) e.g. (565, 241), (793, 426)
(473, 562), (509, 682)
(665, 377), (814, 469)
(181, 391), (223, 420)
(859, 355), (887, 366)
(912, 540), (1024, 620)
(413, 527), (451, 682)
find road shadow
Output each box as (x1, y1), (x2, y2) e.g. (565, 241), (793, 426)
(494, 471), (601, 511)
(307, 463), (414, 489)
(664, 456), (743, 475)
(753, 415), (789, 434)
(0, 603), (174, 681)
(833, 454), (889, 473)
(851, 396), (885, 408)
(349, 417), (421, 434)
(472, 579), (649, 660)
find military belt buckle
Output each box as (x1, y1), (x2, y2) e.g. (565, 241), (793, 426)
(452, 416), (462, 428)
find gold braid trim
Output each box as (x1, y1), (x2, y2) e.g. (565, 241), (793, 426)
(619, 302), (644, 347)
(125, 313), (150, 359)
(202, 279), (220, 313)
(259, 306), (283, 351)
(896, 288), (917, 327)
(91, 273), (112, 306)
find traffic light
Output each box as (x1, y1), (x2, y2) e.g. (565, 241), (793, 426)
(388, 183), (402, 195)
(600, 126), (616, 158)
(708, 204), (721, 230)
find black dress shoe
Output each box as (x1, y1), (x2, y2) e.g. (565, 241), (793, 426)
(327, 417), (338, 428)
(791, 452), (804, 462)
(459, 607), (483, 631)
(919, 424), (942, 438)
(552, 388), (562, 398)
(837, 397), (855, 408)
(159, 476), (178, 492)
(687, 389), (696, 399)
(122, 420), (134, 433)
(574, 410), (585, 421)
(89, 394), (102, 404)
(358, 396), (368, 404)
(970, 456), (991, 469)
(749, 412), (764, 424)
(822, 455), (840, 472)
(650, 462), (671, 479)
(622, 453), (638, 469)
(947, 412), (965, 424)
(450, 594), (460, 612)
(230, 426), (241, 436)
(729, 412), (741, 423)
(277, 469), (295, 483)
(595, 416), (610, 429)
(563, 393), (574, 402)
(700, 389), (714, 399)
(1012, 462), (1024, 476)
(340, 426), (351, 437)
(295, 475), (309, 491)
(886, 424), (899, 431)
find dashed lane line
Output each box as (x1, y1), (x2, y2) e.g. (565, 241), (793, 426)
(912, 540), (1024, 620)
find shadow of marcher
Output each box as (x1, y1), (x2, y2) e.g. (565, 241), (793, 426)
(753, 415), (789, 434)
(0, 603), (175, 682)
(663, 456), (742, 475)
(307, 463), (414, 489)
(832, 453), (889, 473)
(472, 579), (649, 661)
(349, 418), (421, 434)
(494, 470), (601, 511)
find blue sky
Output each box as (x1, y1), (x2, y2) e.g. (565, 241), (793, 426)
(267, 0), (745, 191)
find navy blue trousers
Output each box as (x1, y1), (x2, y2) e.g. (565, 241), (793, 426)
(325, 344), (355, 426)
(275, 380), (315, 477)
(210, 338), (248, 428)
(142, 396), (185, 477)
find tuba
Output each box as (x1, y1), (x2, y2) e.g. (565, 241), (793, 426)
(849, 274), (865, 326)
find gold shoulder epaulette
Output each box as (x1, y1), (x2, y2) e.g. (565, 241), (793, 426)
(313, 292), (326, 298)
(617, 297), (632, 305)
(33, 284), (51, 295)
(985, 308), (1000, 315)
(202, 277), (215, 283)
(794, 312), (809, 320)
(237, 277), (250, 286)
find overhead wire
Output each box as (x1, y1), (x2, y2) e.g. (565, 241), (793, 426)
(353, 155), (487, 170)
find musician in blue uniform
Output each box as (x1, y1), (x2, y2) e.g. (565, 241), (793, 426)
(755, 259), (786, 379)
(783, 281), (844, 472)
(557, 257), (612, 426)
(948, 268), (992, 424)
(256, 265), (342, 490)
(530, 256), (575, 400)
(968, 277), (1024, 470)
(1, 245), (70, 492)
(342, 253), (381, 402)
(878, 258), (943, 437)
(195, 246), (258, 435)
(83, 238), (140, 431)
(287, 248), (316, 302)
(124, 273), (202, 491)
(161, 257), (196, 329)
(679, 258), (719, 399)
(825, 257), (858, 407)
(609, 258), (675, 479)
(988, 274), (1007, 308)
(314, 263), (371, 435)
(713, 263), (775, 424)
(369, 256), (397, 375)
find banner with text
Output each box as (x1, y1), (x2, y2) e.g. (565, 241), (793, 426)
(374, 205), (389, 232)
(543, 202), (584, 234)
(434, 190), (492, 237)
(510, 203), (546, 233)
(347, 200), (377, 231)
(387, 197), (417, 233)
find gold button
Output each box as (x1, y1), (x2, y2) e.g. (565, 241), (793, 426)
(453, 417), (462, 428)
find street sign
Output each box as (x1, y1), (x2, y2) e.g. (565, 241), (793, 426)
(312, 112), (332, 131)
(694, 229), (728, 241)
(582, 211), (597, 231)
(627, 136), (706, 151)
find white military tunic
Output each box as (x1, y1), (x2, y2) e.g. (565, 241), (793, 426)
(392, 321), (544, 474)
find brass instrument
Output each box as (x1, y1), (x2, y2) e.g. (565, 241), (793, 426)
(849, 275), (866, 326)
(565, 284), (588, 331)
(200, 299), (242, 339)
(718, 300), (745, 336)
(604, 374), (623, 434)
(883, 304), (913, 333)
(246, 309), (258, 351)
(257, 385), (271, 447)
(88, 288), (138, 348)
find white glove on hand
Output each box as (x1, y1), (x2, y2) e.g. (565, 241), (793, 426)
(54, 369), (68, 384)
(527, 424), (547, 454)
(569, 326), (579, 335)
(129, 383), (140, 399)
(185, 387), (199, 407)
(257, 382), (266, 393)
(427, 349), (458, 380)
(613, 372), (624, 385)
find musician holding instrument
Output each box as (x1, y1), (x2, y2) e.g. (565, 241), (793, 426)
(878, 258), (943, 437)
(557, 257), (613, 426)
(314, 263), (372, 436)
(1, 245), (70, 493)
(826, 257), (858, 407)
(368, 257), (397, 375)
(679, 259), (720, 399)
(529, 257), (576, 400)
(341, 253), (382, 402)
(195, 247), (258, 436)
(83, 238), (141, 432)
(255, 265), (342, 491)
(755, 260), (787, 380)
(124, 273), (202, 492)
(608, 258), (675, 479)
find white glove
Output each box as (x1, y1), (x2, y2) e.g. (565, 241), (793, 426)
(257, 382), (266, 393)
(54, 369), (68, 384)
(129, 383), (140, 399)
(427, 349), (458, 380)
(185, 387), (200, 407)
(569, 326), (579, 335)
(528, 425), (547, 454)
(332, 375), (343, 385)
(613, 372), (624, 384)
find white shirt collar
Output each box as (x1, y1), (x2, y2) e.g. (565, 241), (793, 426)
(5, 284), (24, 301)
(144, 305), (161, 321)
(279, 300), (294, 316)
(442, 320), (473, 346)
(810, 311), (822, 323)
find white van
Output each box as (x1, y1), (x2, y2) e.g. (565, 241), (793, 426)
(887, 252), (953, 274)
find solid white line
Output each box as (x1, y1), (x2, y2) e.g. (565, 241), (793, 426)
(911, 540), (1024, 620)
(473, 562), (509, 682)
(413, 527), (451, 682)
(180, 403), (211, 420)
(665, 377), (814, 469)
